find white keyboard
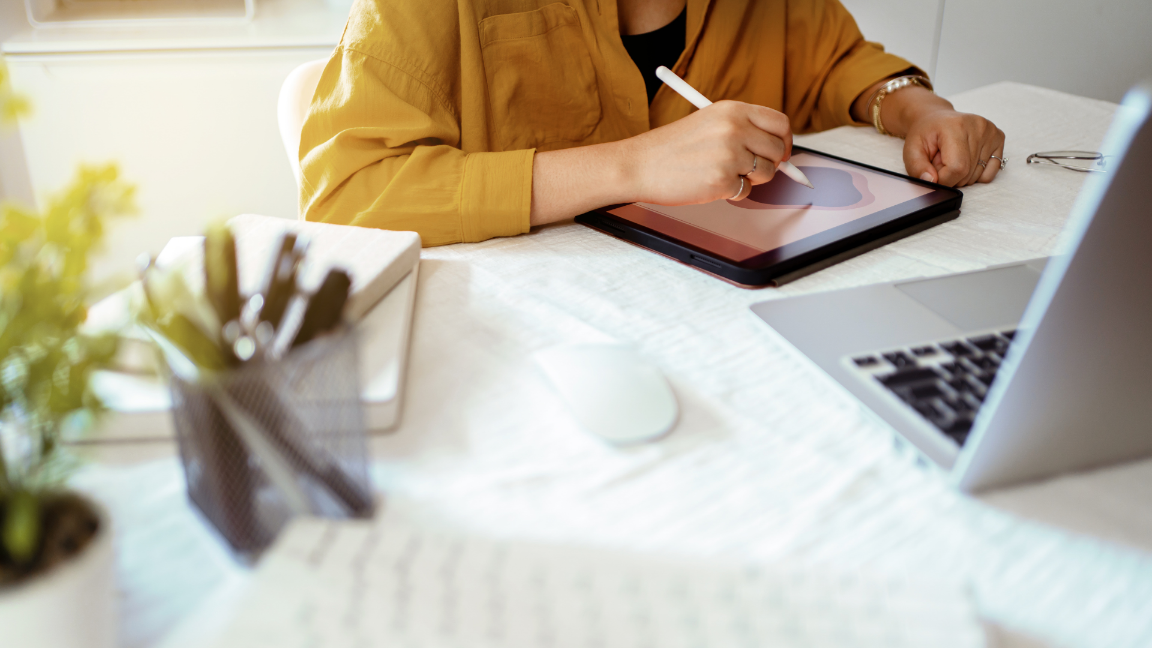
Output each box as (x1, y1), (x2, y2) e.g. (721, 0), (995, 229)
(216, 517), (986, 648)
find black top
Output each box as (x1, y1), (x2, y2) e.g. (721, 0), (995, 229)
(620, 7), (687, 104)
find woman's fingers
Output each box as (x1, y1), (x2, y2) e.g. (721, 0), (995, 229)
(903, 111), (1006, 187)
(744, 154), (777, 185)
(712, 102), (788, 189)
(734, 102), (793, 157)
(935, 129), (974, 187)
(742, 126), (786, 166)
(964, 120), (994, 186)
(630, 100), (796, 205)
(712, 102), (788, 173)
(737, 106), (789, 186)
(977, 128), (1007, 184)
(742, 125), (784, 186)
(977, 149), (1003, 184)
(728, 174), (753, 201)
(904, 135), (939, 183)
(963, 139), (989, 187)
(960, 122), (1005, 186)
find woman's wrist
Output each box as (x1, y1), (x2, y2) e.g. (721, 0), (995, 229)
(881, 86), (953, 138)
(852, 80), (954, 139)
(529, 140), (635, 226)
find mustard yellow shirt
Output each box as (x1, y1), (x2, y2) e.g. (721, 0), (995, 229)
(300, 0), (918, 246)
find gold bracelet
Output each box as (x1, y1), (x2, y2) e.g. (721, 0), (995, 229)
(870, 75), (933, 137)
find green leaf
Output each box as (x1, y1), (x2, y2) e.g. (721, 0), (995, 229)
(2, 490), (40, 564)
(0, 58), (30, 126)
(0, 114), (136, 494)
(0, 204), (39, 242)
(0, 95), (30, 123)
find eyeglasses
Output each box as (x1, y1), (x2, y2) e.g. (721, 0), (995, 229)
(1026, 151), (1109, 173)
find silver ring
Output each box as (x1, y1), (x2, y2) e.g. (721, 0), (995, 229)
(749, 155), (759, 175)
(729, 176), (746, 201)
(977, 159), (988, 169)
(990, 154), (1007, 168)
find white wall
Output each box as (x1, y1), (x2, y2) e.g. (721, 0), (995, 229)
(0, 1), (34, 207)
(2, 0), (348, 286)
(933, 0), (1152, 102)
(8, 48), (329, 284)
(840, 0), (945, 79)
(842, 0), (1152, 103)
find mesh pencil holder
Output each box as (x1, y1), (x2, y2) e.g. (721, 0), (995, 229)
(168, 328), (374, 555)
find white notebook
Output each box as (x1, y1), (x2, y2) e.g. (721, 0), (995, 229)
(199, 516), (986, 648)
(200, 213), (420, 321)
(86, 215), (421, 438)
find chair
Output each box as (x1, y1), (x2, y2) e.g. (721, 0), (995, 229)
(277, 59), (327, 204)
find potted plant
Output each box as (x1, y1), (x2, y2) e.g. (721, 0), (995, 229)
(0, 60), (136, 647)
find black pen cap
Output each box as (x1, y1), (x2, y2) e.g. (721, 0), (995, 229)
(263, 232), (297, 294)
(204, 222), (242, 324)
(259, 232), (299, 329)
(291, 268), (352, 348)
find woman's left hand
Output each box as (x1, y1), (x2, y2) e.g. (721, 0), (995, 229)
(852, 83), (1005, 188)
(903, 108), (1006, 187)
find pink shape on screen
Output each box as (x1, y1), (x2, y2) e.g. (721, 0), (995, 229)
(728, 166), (876, 211)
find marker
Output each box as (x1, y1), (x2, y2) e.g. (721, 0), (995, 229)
(259, 232), (302, 330)
(655, 66), (815, 189)
(290, 268), (352, 349)
(204, 222), (242, 324)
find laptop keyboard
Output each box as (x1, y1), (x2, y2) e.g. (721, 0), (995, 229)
(851, 330), (1017, 446)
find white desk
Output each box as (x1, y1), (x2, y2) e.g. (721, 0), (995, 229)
(74, 82), (1152, 648)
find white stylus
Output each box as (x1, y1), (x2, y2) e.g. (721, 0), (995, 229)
(655, 66), (815, 189)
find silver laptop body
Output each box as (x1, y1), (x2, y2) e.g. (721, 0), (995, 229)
(751, 83), (1152, 493)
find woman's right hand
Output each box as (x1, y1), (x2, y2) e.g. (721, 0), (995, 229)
(621, 100), (794, 204)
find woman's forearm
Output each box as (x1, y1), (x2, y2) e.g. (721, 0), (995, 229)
(530, 82), (963, 227)
(850, 82), (954, 138)
(530, 142), (635, 226)
(851, 77), (1006, 187)
(531, 100), (797, 225)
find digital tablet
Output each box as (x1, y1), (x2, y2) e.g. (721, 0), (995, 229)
(575, 146), (963, 287)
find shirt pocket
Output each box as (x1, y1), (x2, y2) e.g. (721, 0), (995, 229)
(479, 2), (602, 151)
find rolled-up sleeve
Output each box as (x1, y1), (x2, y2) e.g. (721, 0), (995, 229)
(783, 0), (923, 132)
(299, 46), (533, 247)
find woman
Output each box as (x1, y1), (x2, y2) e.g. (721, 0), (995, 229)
(299, 0), (1005, 246)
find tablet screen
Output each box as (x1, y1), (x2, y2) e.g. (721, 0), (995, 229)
(607, 151), (934, 263)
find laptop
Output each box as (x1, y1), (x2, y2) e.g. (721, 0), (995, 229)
(751, 82), (1152, 493)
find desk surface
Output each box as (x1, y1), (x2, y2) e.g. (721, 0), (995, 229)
(74, 82), (1152, 648)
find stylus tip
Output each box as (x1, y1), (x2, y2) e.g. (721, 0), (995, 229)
(803, 181), (815, 189)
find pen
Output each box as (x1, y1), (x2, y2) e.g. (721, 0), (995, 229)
(204, 222), (243, 325)
(138, 256), (228, 370)
(139, 253), (221, 342)
(290, 268), (352, 349)
(655, 66), (815, 189)
(259, 232), (301, 330)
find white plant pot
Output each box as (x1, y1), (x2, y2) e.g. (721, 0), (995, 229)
(0, 502), (117, 648)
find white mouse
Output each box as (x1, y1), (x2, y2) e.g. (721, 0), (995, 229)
(533, 344), (678, 444)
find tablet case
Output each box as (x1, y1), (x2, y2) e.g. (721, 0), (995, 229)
(761, 209), (959, 286)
